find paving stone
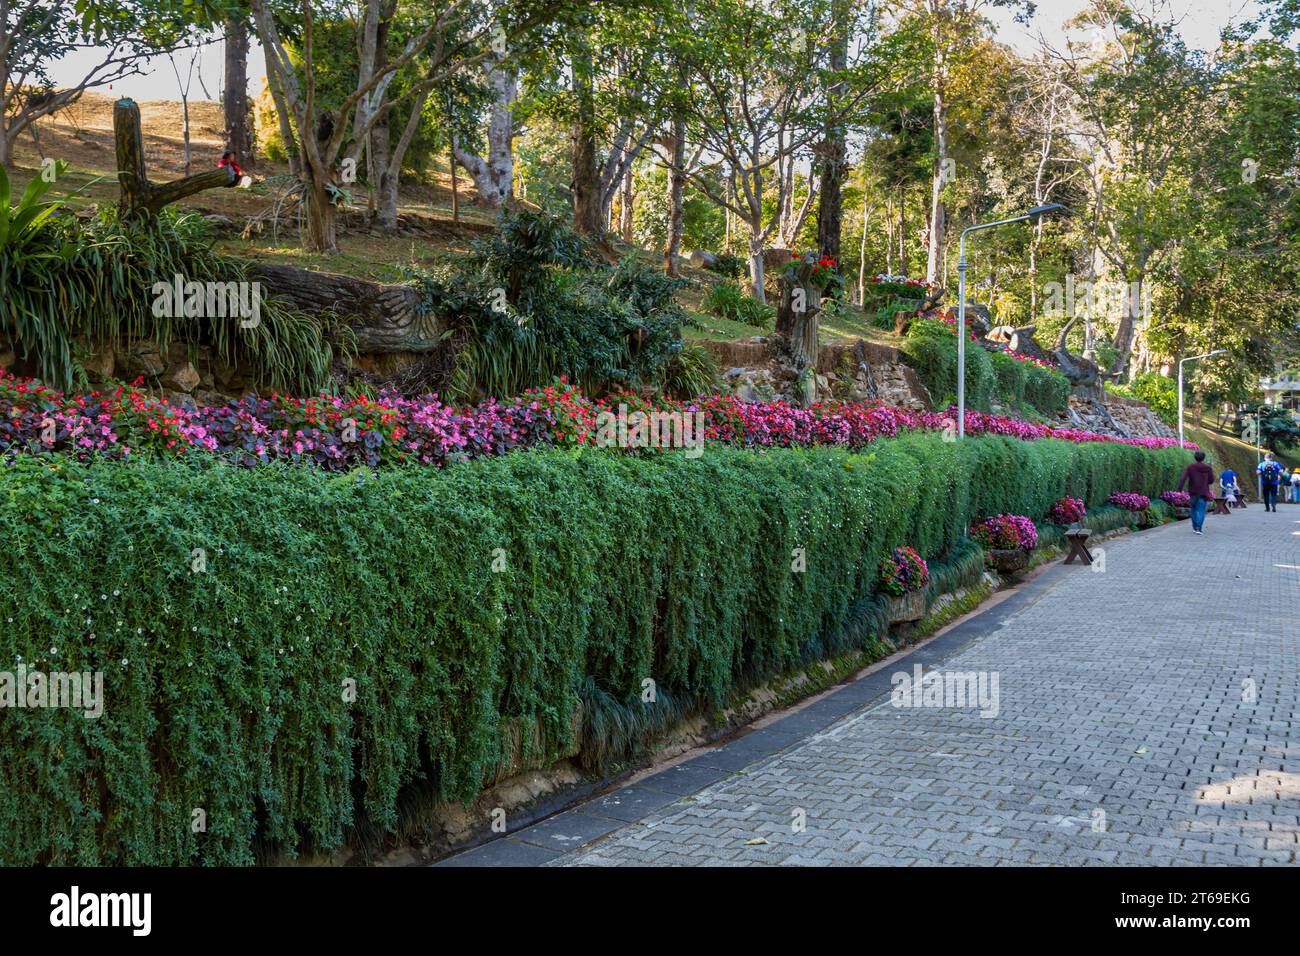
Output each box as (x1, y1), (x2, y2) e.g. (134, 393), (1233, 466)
(521, 510), (1300, 866)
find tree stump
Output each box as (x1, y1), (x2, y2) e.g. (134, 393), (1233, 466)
(115, 98), (235, 220)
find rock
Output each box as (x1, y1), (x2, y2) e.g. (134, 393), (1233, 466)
(162, 389), (198, 410)
(162, 361), (201, 393)
(0, 347), (14, 371)
(204, 214), (236, 234)
(118, 341), (165, 378)
(723, 367), (747, 380)
(81, 348), (115, 382)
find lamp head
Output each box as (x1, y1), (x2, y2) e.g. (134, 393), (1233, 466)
(1026, 203), (1069, 219)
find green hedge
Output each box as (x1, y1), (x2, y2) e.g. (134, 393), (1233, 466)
(0, 435), (1189, 864)
(903, 318), (1070, 418)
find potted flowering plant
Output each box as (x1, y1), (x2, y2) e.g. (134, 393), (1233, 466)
(970, 514), (1038, 573)
(879, 546), (930, 623)
(1107, 491), (1155, 526)
(783, 250), (846, 296)
(1046, 496), (1086, 527)
(1159, 490), (1191, 519)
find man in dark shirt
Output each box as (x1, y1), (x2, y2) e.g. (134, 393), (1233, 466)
(1177, 451), (1216, 535)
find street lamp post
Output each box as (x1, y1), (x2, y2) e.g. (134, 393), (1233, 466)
(1177, 350), (1226, 449)
(956, 204), (1070, 437)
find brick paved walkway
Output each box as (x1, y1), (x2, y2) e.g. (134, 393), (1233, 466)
(445, 506), (1300, 866)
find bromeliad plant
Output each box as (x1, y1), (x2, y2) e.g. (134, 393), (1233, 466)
(1046, 496), (1086, 525)
(1107, 492), (1152, 511)
(969, 514), (1039, 551)
(878, 546), (930, 596)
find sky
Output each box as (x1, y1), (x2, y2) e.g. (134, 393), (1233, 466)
(52, 0), (1263, 104)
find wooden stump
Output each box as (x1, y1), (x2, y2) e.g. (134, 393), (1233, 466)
(115, 98), (235, 220)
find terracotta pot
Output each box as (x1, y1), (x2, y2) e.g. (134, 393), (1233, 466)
(988, 548), (1029, 573)
(887, 589), (926, 624)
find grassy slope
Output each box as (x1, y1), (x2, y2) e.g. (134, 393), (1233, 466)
(1184, 413), (1298, 496)
(15, 93), (914, 350)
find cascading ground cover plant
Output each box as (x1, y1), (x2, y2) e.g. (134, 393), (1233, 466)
(969, 514), (1039, 551)
(878, 546), (930, 596)
(1046, 496), (1086, 525)
(0, 421), (1189, 864)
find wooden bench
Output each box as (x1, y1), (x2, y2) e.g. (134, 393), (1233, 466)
(1064, 528), (1093, 565)
(1211, 496), (1232, 516)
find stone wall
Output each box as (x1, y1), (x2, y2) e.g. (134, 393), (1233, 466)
(702, 337), (932, 410)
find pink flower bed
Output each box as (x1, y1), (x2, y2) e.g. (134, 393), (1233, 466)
(1159, 491), (1191, 508)
(0, 371), (1197, 469)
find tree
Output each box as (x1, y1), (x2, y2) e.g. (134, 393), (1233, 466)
(668, 0), (885, 302)
(223, 7), (253, 167)
(0, 0), (226, 166)
(1050, 1), (1214, 380)
(250, 0), (578, 252)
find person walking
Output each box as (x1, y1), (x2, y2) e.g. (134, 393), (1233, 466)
(1178, 451), (1216, 535)
(1290, 468), (1300, 503)
(1258, 453), (1284, 512)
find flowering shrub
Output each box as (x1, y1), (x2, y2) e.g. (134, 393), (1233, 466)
(1107, 492), (1152, 512)
(1159, 491), (1191, 508)
(970, 514), (1039, 551)
(878, 546), (930, 596)
(1047, 496), (1087, 525)
(0, 371), (1197, 469)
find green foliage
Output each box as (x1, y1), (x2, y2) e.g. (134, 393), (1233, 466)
(1110, 372), (1179, 427)
(902, 318), (994, 411)
(702, 281), (775, 328)
(0, 435), (1189, 864)
(703, 252), (747, 280)
(0, 198), (339, 394)
(662, 342), (720, 398)
(903, 319), (1068, 417)
(1233, 402), (1300, 451)
(407, 211), (688, 400)
(1024, 362), (1070, 418)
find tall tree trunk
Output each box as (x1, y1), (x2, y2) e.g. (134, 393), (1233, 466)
(450, 136), (460, 221)
(898, 183), (906, 274)
(453, 63), (516, 207)
(885, 194), (894, 275)
(857, 190), (870, 303)
(570, 42), (602, 238)
(815, 0), (849, 264)
(664, 117), (685, 275)
(373, 114), (400, 231)
(925, 13), (948, 285)
(305, 180), (338, 253)
(620, 164), (634, 242)
(1111, 273), (1144, 381)
(223, 16), (253, 167)
(748, 234), (766, 305)
(264, 65), (299, 176)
